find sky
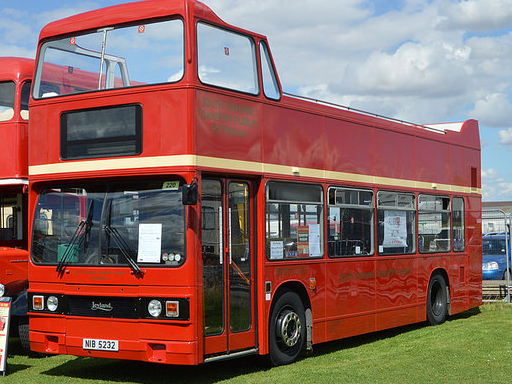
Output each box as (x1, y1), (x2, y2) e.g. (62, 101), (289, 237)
(2, 0), (512, 202)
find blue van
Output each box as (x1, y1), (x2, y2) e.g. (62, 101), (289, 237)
(482, 233), (511, 280)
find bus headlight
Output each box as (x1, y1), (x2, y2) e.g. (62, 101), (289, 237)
(47, 296), (59, 312)
(483, 262), (499, 271)
(148, 300), (162, 317)
(0, 284), (5, 297)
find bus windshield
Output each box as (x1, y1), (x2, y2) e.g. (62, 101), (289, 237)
(33, 18), (184, 98)
(31, 180), (186, 268)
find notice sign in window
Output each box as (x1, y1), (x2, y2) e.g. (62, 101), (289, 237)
(0, 297), (11, 376)
(137, 223), (162, 263)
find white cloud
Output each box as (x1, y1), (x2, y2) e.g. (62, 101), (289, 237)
(342, 41), (470, 98)
(35, 2), (104, 26)
(499, 128), (512, 148)
(438, 0), (512, 31)
(482, 168), (506, 201)
(471, 94), (512, 128)
(482, 168), (504, 182)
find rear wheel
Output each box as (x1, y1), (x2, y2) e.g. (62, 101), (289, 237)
(426, 274), (448, 325)
(269, 291), (306, 366)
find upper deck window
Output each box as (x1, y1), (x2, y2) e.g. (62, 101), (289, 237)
(259, 41), (280, 100)
(0, 81), (15, 121)
(33, 19), (184, 99)
(197, 23), (258, 95)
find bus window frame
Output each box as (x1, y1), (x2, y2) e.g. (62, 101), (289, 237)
(327, 186), (375, 258)
(452, 196), (465, 252)
(376, 190), (416, 256)
(259, 40), (281, 101)
(20, 80), (32, 120)
(60, 103), (143, 160)
(32, 17), (186, 100)
(418, 194), (451, 254)
(0, 81), (16, 122)
(265, 181), (324, 261)
(196, 21), (260, 97)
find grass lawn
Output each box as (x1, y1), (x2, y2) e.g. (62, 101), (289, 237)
(3, 303), (511, 384)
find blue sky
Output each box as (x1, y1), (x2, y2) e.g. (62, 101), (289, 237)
(2, 0), (512, 201)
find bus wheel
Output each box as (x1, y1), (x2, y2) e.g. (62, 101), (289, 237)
(269, 291), (306, 366)
(426, 274), (448, 325)
(18, 316), (30, 352)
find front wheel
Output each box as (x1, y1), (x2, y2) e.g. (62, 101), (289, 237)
(269, 291), (306, 366)
(18, 316), (30, 352)
(426, 274), (448, 325)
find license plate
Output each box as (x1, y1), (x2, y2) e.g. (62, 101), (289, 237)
(83, 338), (118, 351)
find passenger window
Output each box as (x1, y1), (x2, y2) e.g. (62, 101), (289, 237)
(377, 191), (416, 255)
(20, 81), (31, 120)
(260, 41), (280, 100)
(418, 195), (451, 253)
(197, 22), (258, 95)
(327, 187), (374, 257)
(0, 81), (15, 121)
(452, 197), (465, 252)
(266, 182), (323, 259)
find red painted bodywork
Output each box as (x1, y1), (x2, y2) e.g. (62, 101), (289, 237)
(0, 57), (32, 297)
(28, 0), (482, 365)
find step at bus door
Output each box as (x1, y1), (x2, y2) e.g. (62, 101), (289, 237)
(201, 178), (255, 357)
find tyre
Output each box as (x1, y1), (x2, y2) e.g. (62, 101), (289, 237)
(426, 274), (448, 325)
(269, 290), (306, 366)
(503, 269), (511, 282)
(18, 316), (30, 352)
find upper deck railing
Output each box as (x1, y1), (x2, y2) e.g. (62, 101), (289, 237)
(283, 92), (449, 134)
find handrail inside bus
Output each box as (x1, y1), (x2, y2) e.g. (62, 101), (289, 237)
(282, 92), (447, 134)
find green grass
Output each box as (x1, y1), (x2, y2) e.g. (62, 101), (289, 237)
(3, 303), (512, 383)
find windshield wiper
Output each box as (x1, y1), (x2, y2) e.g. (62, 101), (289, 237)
(56, 220), (85, 276)
(104, 201), (144, 278)
(56, 200), (94, 276)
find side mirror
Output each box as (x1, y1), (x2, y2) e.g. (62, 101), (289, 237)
(182, 177), (198, 205)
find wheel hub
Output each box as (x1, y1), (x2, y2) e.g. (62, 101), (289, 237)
(277, 309), (301, 347)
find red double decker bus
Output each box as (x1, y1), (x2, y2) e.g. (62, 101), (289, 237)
(0, 57), (32, 350)
(28, 0), (482, 366)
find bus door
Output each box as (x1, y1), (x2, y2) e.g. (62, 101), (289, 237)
(201, 178), (255, 356)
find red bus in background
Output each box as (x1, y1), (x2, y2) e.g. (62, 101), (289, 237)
(0, 57), (32, 351)
(27, 0), (482, 366)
